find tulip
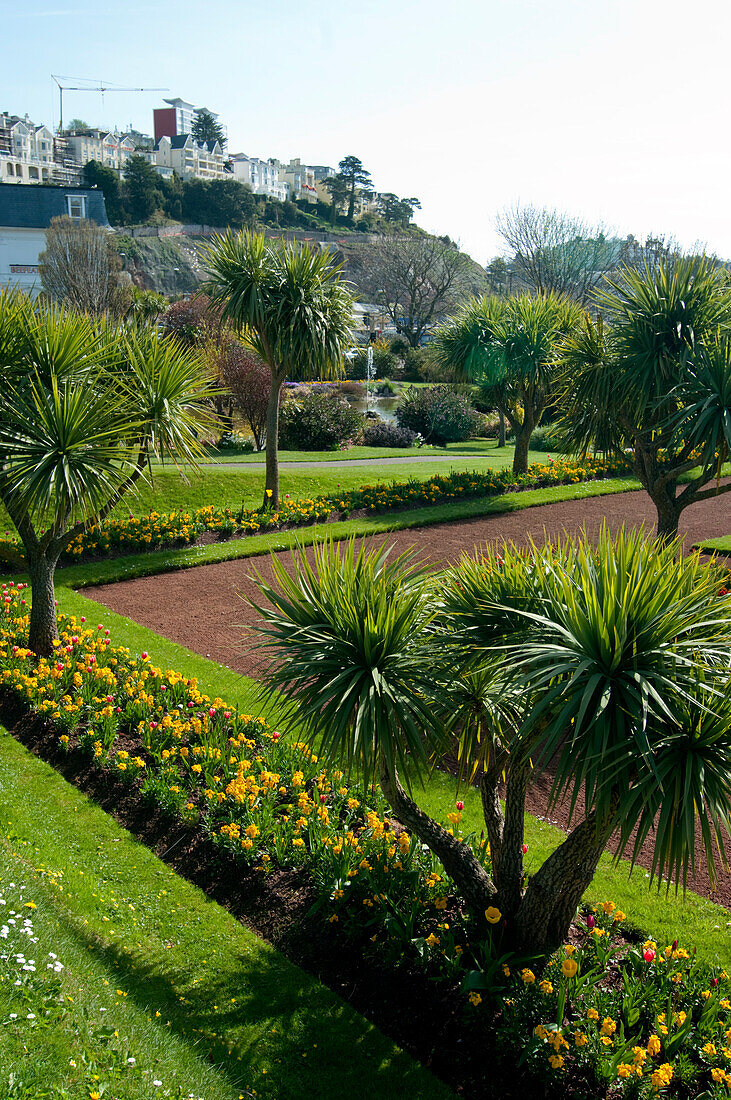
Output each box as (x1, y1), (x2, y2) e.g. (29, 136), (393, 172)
(586, 914), (596, 930)
(643, 948), (655, 963)
(456, 801), (464, 811)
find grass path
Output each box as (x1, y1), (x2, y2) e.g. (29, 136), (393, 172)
(0, 728), (453, 1100)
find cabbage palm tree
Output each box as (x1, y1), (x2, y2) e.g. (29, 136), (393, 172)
(559, 254), (731, 540)
(203, 232), (354, 508)
(253, 529), (731, 959)
(433, 292), (581, 473)
(0, 289), (216, 655)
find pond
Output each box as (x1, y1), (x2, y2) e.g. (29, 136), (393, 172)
(346, 394), (399, 423)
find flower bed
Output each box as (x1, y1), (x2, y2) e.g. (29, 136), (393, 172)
(0, 457), (630, 567)
(4, 582), (730, 1097)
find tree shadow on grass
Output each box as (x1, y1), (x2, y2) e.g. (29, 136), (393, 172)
(52, 904), (453, 1100)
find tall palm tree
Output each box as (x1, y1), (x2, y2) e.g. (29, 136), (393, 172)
(559, 254), (731, 540)
(203, 232), (354, 508)
(0, 289), (216, 655)
(252, 529), (731, 959)
(433, 292), (580, 473)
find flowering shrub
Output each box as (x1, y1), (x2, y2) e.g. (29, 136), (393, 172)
(1, 583), (730, 1096)
(0, 457), (631, 568)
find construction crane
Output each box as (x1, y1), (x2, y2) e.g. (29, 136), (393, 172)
(51, 75), (169, 133)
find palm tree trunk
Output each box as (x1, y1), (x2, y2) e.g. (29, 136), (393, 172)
(512, 423), (533, 475)
(653, 496), (682, 544)
(498, 410), (506, 449)
(512, 809), (612, 957)
(492, 762), (530, 919)
(379, 760), (496, 918)
(264, 374), (284, 510)
(27, 548), (61, 657)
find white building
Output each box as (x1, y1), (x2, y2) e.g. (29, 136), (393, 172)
(150, 134), (227, 181)
(153, 98), (227, 146)
(0, 113), (60, 185)
(277, 158), (318, 204)
(64, 129), (136, 174)
(0, 183), (110, 294)
(230, 154), (287, 200)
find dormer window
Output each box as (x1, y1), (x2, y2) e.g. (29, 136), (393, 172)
(66, 195), (87, 220)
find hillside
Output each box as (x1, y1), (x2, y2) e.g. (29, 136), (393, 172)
(114, 226), (488, 304)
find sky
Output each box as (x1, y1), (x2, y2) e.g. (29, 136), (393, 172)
(5, 0), (731, 266)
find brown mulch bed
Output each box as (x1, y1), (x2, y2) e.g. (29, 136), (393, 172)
(87, 485), (731, 911)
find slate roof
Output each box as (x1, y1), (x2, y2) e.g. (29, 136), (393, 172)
(0, 183), (110, 228)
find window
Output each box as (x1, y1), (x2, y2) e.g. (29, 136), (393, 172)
(6, 163), (13, 175)
(28, 166), (39, 179)
(66, 195), (87, 220)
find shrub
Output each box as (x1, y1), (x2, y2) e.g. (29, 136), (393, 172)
(216, 339), (271, 451)
(528, 424), (564, 452)
(217, 430), (254, 453)
(279, 388), (365, 451)
(396, 385), (475, 445)
(360, 420), (418, 448)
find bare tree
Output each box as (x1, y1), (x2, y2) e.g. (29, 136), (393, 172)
(495, 204), (620, 304)
(354, 236), (483, 347)
(39, 216), (129, 316)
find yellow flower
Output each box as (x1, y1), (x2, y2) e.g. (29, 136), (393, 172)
(548, 1054), (564, 1069)
(647, 1035), (661, 1056)
(521, 968), (535, 985)
(484, 906), (502, 924)
(539, 980), (553, 995)
(573, 1031), (588, 1048)
(617, 1064), (633, 1079)
(561, 958), (578, 979)
(468, 991), (482, 1006)
(425, 933), (440, 947)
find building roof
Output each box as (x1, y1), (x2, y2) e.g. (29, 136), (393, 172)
(0, 184), (109, 229)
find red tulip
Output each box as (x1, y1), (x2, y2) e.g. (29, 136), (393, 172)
(643, 948), (655, 963)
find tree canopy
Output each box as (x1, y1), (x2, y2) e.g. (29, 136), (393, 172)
(559, 254), (731, 538)
(203, 231), (354, 507)
(254, 529), (731, 959)
(0, 289), (216, 654)
(191, 108), (226, 148)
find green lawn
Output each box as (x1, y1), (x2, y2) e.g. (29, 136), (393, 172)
(0, 729), (453, 1100)
(0, 451), (546, 534)
(202, 439), (522, 464)
(695, 535), (731, 554)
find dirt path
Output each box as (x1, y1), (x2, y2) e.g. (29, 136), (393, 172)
(87, 485), (731, 907)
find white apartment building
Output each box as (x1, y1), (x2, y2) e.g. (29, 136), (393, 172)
(277, 158), (318, 204)
(153, 98), (227, 145)
(64, 129), (136, 174)
(150, 134), (227, 181)
(0, 113), (59, 185)
(230, 153), (287, 200)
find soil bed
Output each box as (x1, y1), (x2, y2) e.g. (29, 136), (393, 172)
(88, 486), (731, 909)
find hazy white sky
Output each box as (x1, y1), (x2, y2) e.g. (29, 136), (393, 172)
(6, 0), (731, 265)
